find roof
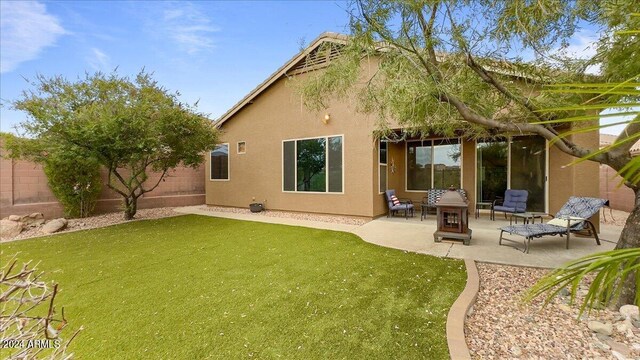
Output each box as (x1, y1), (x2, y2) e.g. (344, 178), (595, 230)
(214, 32), (573, 128)
(600, 133), (640, 155)
(215, 32), (349, 127)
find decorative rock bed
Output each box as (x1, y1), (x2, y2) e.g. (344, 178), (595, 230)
(1, 207), (180, 242)
(198, 205), (370, 226)
(466, 263), (639, 359)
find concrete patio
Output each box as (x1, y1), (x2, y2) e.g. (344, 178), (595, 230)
(175, 206), (623, 268)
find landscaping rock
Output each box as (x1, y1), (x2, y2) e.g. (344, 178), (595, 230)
(23, 213), (45, 227)
(606, 339), (631, 358)
(8, 215), (21, 221)
(41, 218), (68, 234)
(620, 305), (640, 321)
(589, 321), (614, 336)
(1, 219), (24, 238)
(558, 287), (571, 297)
(616, 319), (634, 334)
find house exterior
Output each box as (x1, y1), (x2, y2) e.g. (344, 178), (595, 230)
(599, 134), (639, 212)
(205, 32), (599, 219)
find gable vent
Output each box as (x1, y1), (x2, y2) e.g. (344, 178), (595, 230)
(289, 42), (344, 74)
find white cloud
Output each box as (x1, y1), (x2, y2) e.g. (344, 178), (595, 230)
(0, 1), (67, 73)
(87, 48), (111, 71)
(161, 3), (219, 55)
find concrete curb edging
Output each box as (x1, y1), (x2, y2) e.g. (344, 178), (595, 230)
(446, 258), (480, 360)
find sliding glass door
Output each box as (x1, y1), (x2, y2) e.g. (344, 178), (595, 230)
(510, 136), (546, 212)
(476, 139), (508, 203)
(476, 135), (547, 212)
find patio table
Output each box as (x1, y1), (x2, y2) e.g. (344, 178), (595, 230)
(510, 212), (547, 225)
(475, 202), (493, 219)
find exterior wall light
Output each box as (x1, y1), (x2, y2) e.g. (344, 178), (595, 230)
(323, 113), (331, 124)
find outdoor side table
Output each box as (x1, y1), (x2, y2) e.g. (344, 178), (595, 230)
(420, 203), (430, 221)
(475, 202), (492, 219)
(510, 212), (546, 225)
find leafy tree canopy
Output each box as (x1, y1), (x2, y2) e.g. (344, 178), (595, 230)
(4, 70), (219, 220)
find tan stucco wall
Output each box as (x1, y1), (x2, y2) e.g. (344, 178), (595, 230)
(205, 70), (379, 218)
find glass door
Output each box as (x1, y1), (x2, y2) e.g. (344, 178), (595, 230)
(510, 136), (546, 212)
(476, 136), (547, 212)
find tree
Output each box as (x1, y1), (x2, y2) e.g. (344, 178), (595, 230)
(298, 1), (638, 248)
(5, 71), (219, 220)
(1, 254), (82, 358)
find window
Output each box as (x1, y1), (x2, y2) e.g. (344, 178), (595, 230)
(237, 141), (246, 154)
(406, 139), (460, 190)
(283, 135), (343, 193)
(210, 143), (229, 180)
(379, 140), (387, 193)
(476, 136), (546, 212)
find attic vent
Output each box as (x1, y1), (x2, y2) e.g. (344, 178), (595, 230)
(290, 43), (344, 74)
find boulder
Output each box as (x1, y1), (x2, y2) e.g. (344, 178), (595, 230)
(41, 218), (68, 234)
(0, 219), (24, 238)
(8, 215), (21, 221)
(588, 321), (613, 336)
(22, 213), (45, 227)
(620, 305), (640, 321)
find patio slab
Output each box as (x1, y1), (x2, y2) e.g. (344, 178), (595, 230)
(175, 206), (623, 269)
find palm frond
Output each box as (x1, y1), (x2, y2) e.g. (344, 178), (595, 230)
(525, 248), (640, 317)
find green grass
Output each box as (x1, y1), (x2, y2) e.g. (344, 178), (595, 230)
(1, 215), (466, 359)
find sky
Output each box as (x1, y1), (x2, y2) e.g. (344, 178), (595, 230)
(0, 1), (629, 136)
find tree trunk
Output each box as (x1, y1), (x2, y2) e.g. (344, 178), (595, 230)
(123, 196), (138, 220)
(615, 187), (640, 306)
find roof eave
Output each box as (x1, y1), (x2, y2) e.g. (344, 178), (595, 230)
(214, 32), (349, 127)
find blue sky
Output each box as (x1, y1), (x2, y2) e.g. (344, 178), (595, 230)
(0, 0), (351, 132)
(0, 1), (628, 135)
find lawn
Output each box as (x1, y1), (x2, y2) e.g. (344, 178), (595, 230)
(1, 215), (466, 359)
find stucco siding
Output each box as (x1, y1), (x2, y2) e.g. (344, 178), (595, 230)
(205, 72), (377, 217)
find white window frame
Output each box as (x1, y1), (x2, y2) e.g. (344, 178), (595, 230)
(209, 143), (230, 181)
(237, 141), (246, 154)
(281, 134), (345, 194)
(404, 137), (462, 192)
(378, 139), (388, 194)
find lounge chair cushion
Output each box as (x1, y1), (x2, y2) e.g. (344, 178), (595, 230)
(390, 195), (400, 206)
(547, 216), (584, 228)
(501, 223), (567, 238)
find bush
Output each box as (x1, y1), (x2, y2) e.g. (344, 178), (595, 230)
(43, 149), (102, 218)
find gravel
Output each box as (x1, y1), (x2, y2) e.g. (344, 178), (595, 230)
(1, 207), (181, 243)
(466, 263), (640, 359)
(198, 205), (370, 226)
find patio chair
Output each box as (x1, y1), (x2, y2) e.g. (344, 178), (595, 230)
(498, 196), (609, 253)
(384, 189), (415, 219)
(491, 189), (528, 220)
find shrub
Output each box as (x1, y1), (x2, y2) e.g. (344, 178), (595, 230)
(43, 149), (102, 218)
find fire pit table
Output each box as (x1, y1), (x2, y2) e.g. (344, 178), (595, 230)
(433, 187), (472, 245)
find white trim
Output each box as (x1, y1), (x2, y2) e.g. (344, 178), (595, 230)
(209, 143), (230, 181)
(237, 141), (246, 154)
(545, 139), (550, 213)
(281, 134), (345, 195)
(378, 139), (388, 194)
(507, 138), (512, 189)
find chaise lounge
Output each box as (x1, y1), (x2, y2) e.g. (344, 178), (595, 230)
(498, 196), (609, 253)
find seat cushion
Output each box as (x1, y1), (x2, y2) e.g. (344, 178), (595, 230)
(390, 204), (413, 211)
(494, 205), (517, 213)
